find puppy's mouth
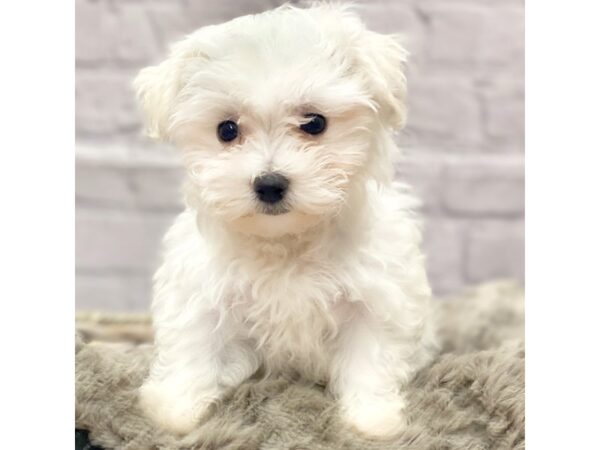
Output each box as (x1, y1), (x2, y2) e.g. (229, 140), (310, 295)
(258, 203), (290, 216)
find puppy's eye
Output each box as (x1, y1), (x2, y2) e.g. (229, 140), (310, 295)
(300, 113), (327, 135)
(217, 120), (238, 142)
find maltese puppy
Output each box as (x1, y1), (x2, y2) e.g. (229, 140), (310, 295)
(135, 3), (436, 438)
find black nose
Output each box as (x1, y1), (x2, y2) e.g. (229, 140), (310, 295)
(253, 172), (289, 204)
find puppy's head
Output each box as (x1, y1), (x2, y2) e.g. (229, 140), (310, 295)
(135, 4), (408, 238)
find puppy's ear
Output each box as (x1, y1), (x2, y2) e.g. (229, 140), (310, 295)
(134, 37), (206, 141)
(355, 31), (409, 130)
(134, 61), (181, 141)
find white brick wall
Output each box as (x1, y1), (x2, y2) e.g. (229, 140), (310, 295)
(76, 0), (524, 311)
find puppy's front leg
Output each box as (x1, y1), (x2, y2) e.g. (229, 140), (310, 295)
(330, 312), (416, 438)
(139, 307), (259, 434)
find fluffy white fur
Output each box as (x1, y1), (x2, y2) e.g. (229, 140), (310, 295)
(135, 3), (436, 438)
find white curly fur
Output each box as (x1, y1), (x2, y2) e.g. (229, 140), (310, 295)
(134, 3), (437, 438)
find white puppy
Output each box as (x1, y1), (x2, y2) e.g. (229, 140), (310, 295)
(135, 3), (436, 438)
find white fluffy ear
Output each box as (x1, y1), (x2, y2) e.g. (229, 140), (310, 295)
(134, 37), (207, 141)
(356, 31), (409, 130)
(134, 60), (182, 141)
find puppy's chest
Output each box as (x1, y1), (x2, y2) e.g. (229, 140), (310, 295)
(229, 268), (344, 332)
(226, 262), (348, 375)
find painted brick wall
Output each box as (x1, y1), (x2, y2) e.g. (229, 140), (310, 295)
(76, 0), (524, 311)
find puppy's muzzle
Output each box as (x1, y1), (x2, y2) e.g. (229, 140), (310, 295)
(253, 172), (289, 205)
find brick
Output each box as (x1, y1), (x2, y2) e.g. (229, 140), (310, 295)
(146, 2), (195, 49)
(111, 4), (160, 64)
(77, 0), (163, 66)
(465, 222), (524, 283)
(421, 3), (487, 65)
(76, 159), (185, 211)
(420, 3), (524, 67)
(76, 161), (136, 209)
(76, 72), (141, 136)
(76, 209), (174, 272)
(482, 82), (524, 150)
(395, 155), (444, 214)
(406, 76), (482, 147)
(130, 166), (185, 210)
(185, 0), (291, 28)
(422, 218), (465, 295)
(76, 0), (112, 65)
(441, 159), (524, 216)
(76, 273), (152, 311)
(478, 7), (524, 67)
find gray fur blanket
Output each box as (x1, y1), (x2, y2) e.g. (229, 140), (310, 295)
(75, 281), (524, 450)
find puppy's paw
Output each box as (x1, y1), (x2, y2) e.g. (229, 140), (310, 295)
(341, 394), (407, 438)
(138, 381), (215, 435)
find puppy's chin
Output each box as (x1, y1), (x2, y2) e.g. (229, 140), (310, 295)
(229, 210), (321, 238)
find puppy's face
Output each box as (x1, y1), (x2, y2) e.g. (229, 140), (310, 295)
(135, 5), (408, 238)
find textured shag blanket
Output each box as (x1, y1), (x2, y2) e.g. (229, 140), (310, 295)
(75, 281), (524, 450)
